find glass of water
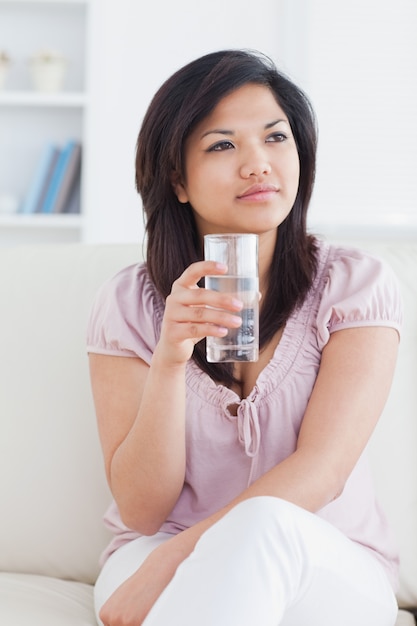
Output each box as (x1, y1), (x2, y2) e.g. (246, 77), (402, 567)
(204, 233), (259, 363)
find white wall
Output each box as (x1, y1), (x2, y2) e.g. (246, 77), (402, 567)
(83, 0), (290, 244)
(83, 0), (417, 244)
(305, 0), (417, 239)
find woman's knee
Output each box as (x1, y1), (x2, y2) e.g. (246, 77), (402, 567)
(223, 496), (309, 535)
(196, 496), (307, 555)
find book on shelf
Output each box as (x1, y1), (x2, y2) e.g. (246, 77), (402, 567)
(40, 140), (82, 214)
(51, 141), (82, 214)
(20, 143), (60, 214)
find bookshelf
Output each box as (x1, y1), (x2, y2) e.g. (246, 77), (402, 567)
(0, 0), (90, 245)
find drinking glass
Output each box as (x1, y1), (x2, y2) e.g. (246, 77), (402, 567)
(204, 233), (259, 362)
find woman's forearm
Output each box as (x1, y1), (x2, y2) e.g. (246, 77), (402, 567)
(109, 350), (188, 534)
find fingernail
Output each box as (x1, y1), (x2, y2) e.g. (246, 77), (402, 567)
(217, 326), (228, 336)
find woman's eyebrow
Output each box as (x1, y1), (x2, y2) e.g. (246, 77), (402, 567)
(265, 118), (288, 129)
(200, 118), (289, 139)
(200, 128), (234, 139)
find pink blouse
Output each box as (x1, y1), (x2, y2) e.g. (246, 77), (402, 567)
(87, 240), (403, 589)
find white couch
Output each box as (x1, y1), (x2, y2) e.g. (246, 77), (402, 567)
(0, 240), (416, 625)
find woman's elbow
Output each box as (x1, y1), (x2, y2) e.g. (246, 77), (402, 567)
(118, 504), (167, 536)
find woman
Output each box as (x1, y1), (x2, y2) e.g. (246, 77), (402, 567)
(87, 49), (402, 625)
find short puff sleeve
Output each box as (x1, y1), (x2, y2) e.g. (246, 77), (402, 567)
(86, 263), (163, 364)
(316, 247), (403, 350)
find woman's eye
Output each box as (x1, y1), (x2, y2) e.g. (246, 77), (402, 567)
(266, 132), (287, 143)
(207, 140), (235, 152)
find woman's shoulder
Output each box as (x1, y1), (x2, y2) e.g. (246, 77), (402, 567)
(318, 239), (400, 290)
(93, 262), (164, 323)
(312, 238), (403, 347)
(101, 261), (160, 303)
(86, 262), (164, 361)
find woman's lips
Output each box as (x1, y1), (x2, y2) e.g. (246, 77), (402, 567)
(237, 183), (279, 201)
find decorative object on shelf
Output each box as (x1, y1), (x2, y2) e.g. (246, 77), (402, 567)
(0, 50), (11, 90)
(29, 49), (67, 92)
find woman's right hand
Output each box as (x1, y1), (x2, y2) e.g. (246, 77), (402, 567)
(156, 260), (243, 366)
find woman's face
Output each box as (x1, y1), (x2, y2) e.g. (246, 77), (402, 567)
(173, 83), (300, 239)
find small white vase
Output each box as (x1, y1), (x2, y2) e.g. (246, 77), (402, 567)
(30, 57), (67, 92)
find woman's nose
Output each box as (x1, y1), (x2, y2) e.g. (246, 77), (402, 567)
(239, 148), (272, 178)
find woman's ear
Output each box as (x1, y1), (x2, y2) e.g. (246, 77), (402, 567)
(170, 171), (189, 204)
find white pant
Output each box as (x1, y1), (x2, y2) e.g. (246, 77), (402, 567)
(95, 497), (398, 625)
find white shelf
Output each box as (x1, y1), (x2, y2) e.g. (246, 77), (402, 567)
(0, 1), (86, 5)
(0, 91), (88, 107)
(0, 0), (89, 245)
(0, 213), (82, 229)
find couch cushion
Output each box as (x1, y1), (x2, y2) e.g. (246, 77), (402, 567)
(0, 573), (96, 625)
(2, 574), (412, 626)
(396, 610), (416, 626)
(0, 243), (140, 584)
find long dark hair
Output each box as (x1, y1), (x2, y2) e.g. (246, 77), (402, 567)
(136, 49), (319, 386)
